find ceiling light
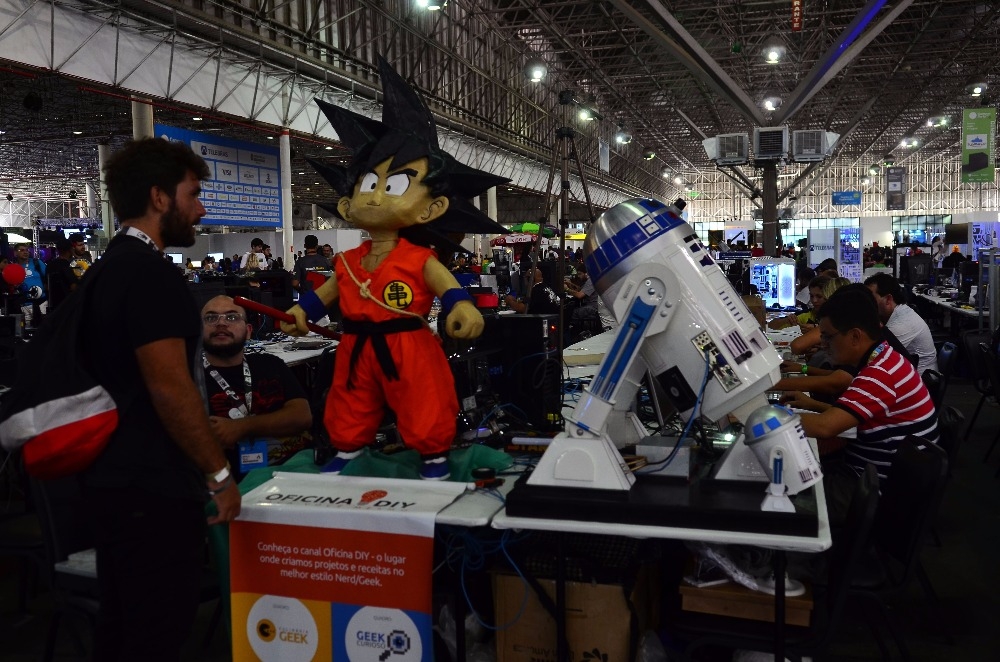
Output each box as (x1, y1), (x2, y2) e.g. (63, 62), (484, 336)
(762, 96), (782, 112)
(661, 168), (672, 179)
(615, 126), (632, 145)
(72, 130), (83, 135)
(6, 194), (12, 201)
(762, 36), (786, 64)
(900, 136), (919, 149)
(966, 82), (987, 97)
(861, 176), (871, 185)
(524, 58), (547, 83)
(325, 145), (334, 150)
(882, 154), (895, 167)
(673, 175), (685, 185)
(868, 164), (880, 175)
(926, 115), (949, 128)
(578, 107), (595, 121)
(192, 116), (203, 121)
(643, 150), (656, 161)
(266, 136), (274, 140)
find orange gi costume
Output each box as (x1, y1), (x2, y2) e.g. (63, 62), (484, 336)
(324, 238), (458, 455)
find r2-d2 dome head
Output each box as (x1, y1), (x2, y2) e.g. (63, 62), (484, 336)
(583, 198), (781, 423)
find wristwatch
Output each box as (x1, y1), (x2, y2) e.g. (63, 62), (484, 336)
(206, 462), (231, 484)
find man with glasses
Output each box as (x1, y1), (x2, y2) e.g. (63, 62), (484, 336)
(782, 284), (939, 524)
(13, 242), (45, 325)
(201, 295), (312, 480)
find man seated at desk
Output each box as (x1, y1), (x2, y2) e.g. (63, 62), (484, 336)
(864, 272), (937, 375)
(201, 295), (313, 479)
(503, 267), (561, 315)
(781, 285), (939, 525)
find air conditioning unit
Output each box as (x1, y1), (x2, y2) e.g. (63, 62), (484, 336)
(791, 130), (840, 162)
(702, 133), (750, 165)
(753, 126), (789, 160)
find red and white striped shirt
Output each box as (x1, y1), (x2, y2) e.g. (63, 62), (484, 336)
(834, 341), (939, 481)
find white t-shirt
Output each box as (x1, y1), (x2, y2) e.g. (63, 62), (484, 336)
(886, 303), (938, 375)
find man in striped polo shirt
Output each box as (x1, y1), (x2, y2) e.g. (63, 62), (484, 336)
(789, 284), (939, 524)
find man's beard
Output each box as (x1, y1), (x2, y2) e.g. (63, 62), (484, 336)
(204, 331), (247, 358)
(160, 198), (195, 247)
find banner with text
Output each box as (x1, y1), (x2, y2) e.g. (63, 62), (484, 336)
(155, 124), (283, 227)
(230, 474), (465, 661)
(885, 167), (906, 211)
(961, 108), (996, 184)
(832, 191), (861, 206)
(807, 228), (837, 270)
(838, 227), (863, 282)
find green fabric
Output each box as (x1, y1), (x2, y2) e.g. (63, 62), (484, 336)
(206, 445), (512, 642)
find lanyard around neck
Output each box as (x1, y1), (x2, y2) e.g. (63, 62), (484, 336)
(119, 226), (162, 254)
(203, 354), (252, 416)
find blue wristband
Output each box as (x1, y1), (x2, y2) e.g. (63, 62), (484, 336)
(298, 289), (328, 322)
(441, 288), (474, 316)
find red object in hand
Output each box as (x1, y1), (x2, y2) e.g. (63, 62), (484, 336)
(1, 263), (26, 288)
(232, 296), (341, 340)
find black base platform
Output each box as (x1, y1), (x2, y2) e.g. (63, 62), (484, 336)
(505, 472), (819, 537)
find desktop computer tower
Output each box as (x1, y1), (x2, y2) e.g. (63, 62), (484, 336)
(484, 314), (562, 430)
(446, 313), (562, 431)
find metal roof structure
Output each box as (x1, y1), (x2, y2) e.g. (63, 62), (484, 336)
(0, 0), (997, 229)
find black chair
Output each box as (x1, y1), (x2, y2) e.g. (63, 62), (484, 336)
(668, 465), (880, 662)
(961, 330), (993, 439)
(0, 454), (46, 621)
(29, 475), (100, 662)
(30, 476), (223, 661)
(935, 341), (957, 395)
(978, 342), (1000, 466)
(921, 369), (944, 409)
(851, 436), (951, 660)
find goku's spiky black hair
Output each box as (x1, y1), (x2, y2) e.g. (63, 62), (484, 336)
(309, 56), (510, 244)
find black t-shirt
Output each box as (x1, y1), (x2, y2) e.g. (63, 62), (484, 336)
(528, 282), (562, 315)
(294, 252), (330, 291)
(204, 353), (308, 474)
(46, 256), (76, 311)
(82, 235), (204, 501)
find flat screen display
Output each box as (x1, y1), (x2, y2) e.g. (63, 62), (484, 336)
(165, 252), (183, 265)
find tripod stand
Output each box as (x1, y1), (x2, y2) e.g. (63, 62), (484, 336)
(541, 125), (597, 359)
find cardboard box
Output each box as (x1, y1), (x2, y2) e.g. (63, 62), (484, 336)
(679, 580), (813, 627)
(493, 566), (658, 662)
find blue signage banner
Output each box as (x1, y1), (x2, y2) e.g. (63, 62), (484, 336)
(832, 190), (862, 205)
(155, 124), (282, 227)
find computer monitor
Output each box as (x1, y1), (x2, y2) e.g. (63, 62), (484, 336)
(165, 252), (183, 265)
(901, 254), (932, 284)
(189, 260), (202, 269)
(959, 261), (980, 297)
(207, 252), (224, 263)
(749, 260), (796, 309)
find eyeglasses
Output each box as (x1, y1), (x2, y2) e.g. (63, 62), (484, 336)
(203, 313), (246, 325)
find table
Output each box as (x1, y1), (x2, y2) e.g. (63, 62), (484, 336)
(210, 448), (514, 658)
(494, 460), (831, 662)
(255, 336), (338, 367)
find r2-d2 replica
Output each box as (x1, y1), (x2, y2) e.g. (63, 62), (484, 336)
(526, 198), (821, 509)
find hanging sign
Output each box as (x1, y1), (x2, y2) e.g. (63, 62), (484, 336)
(831, 191), (861, 205)
(885, 167), (906, 211)
(961, 108), (996, 184)
(155, 124), (283, 227)
(791, 0), (803, 31)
